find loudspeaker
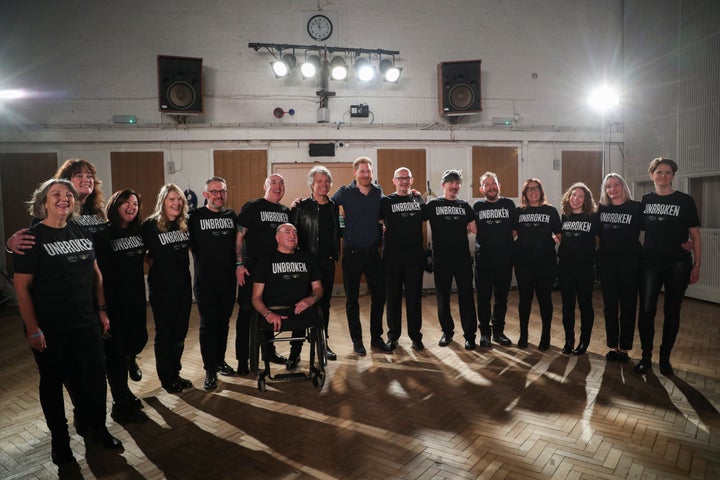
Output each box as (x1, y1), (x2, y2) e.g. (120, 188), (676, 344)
(437, 59), (482, 116)
(158, 55), (203, 114)
(309, 143), (336, 157)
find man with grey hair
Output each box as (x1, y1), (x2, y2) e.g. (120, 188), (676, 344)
(291, 165), (341, 361)
(423, 169), (479, 349)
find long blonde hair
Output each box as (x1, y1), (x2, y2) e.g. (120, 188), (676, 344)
(148, 183), (188, 232)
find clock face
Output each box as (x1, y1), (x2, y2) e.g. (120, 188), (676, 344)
(307, 14), (333, 41)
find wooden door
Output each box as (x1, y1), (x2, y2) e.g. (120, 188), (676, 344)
(213, 150), (268, 212)
(561, 151), (603, 205)
(110, 152), (166, 220)
(471, 146), (519, 198)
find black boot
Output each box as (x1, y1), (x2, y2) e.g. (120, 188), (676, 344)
(51, 429), (75, 465)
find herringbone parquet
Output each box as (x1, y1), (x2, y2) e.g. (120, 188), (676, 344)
(1, 290), (718, 479)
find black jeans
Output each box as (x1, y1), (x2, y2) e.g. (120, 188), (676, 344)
(638, 259), (691, 359)
(258, 306), (323, 359)
(599, 254), (639, 350)
(433, 256), (477, 340)
(385, 255), (424, 342)
(474, 258), (513, 337)
(316, 257), (336, 340)
(558, 259), (595, 346)
(341, 247), (386, 344)
(515, 258), (556, 340)
(150, 282), (192, 385)
(197, 286), (236, 372)
(33, 323), (107, 436)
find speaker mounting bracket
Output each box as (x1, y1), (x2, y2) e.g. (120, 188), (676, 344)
(167, 114), (190, 125)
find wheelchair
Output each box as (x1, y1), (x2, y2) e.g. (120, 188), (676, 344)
(249, 306), (327, 392)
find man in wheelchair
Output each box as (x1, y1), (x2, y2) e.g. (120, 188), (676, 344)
(251, 223), (324, 371)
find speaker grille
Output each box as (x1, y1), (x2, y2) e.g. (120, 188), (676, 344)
(167, 82), (196, 110)
(158, 55), (203, 114)
(438, 60), (482, 116)
(448, 84), (475, 111)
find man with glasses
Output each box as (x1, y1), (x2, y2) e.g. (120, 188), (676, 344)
(473, 172), (515, 348)
(423, 169), (478, 349)
(189, 177), (238, 390)
(380, 167), (426, 351)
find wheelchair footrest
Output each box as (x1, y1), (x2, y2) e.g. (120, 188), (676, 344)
(270, 372), (309, 382)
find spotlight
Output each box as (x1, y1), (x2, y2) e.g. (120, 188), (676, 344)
(379, 59), (401, 83)
(354, 57), (375, 82)
(271, 53), (296, 78)
(330, 56), (348, 80)
(587, 84), (619, 114)
(301, 54), (321, 78)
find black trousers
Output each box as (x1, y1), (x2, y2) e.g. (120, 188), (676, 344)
(104, 298), (148, 406)
(258, 306), (323, 359)
(316, 257), (336, 340)
(341, 248), (386, 344)
(474, 258), (513, 337)
(385, 255), (424, 342)
(149, 283), (192, 385)
(433, 256), (477, 340)
(197, 286), (236, 372)
(599, 254), (639, 350)
(515, 258), (556, 340)
(33, 323), (107, 437)
(638, 259), (691, 360)
(558, 259), (595, 346)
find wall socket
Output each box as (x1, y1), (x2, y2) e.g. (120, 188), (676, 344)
(350, 104), (369, 117)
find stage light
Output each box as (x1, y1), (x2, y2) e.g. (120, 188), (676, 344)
(0, 89), (26, 100)
(301, 54), (321, 78)
(379, 59), (402, 83)
(271, 53), (296, 78)
(587, 84), (619, 114)
(330, 56), (348, 80)
(354, 57), (375, 82)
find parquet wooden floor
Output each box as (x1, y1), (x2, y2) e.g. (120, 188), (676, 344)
(1, 289), (718, 479)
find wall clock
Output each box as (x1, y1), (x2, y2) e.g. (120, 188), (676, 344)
(307, 14), (333, 41)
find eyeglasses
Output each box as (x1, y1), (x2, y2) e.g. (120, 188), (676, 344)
(207, 189), (227, 196)
(394, 176), (412, 181)
(526, 186), (541, 192)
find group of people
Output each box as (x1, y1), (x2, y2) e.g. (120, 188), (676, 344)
(6, 155), (701, 465)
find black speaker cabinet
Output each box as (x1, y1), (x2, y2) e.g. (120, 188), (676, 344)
(437, 59), (482, 116)
(158, 55), (203, 114)
(309, 143), (336, 157)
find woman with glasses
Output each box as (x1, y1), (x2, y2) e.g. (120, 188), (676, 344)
(513, 179), (561, 350)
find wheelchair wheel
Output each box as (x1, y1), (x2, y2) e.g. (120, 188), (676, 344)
(249, 313), (260, 374)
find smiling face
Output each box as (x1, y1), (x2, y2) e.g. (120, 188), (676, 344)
(163, 190), (185, 221)
(392, 168), (413, 195)
(44, 183), (76, 221)
(480, 175), (500, 202)
(604, 177), (625, 205)
(650, 163), (675, 191)
(524, 182), (542, 206)
(203, 180), (227, 212)
(264, 174), (285, 204)
(118, 194), (139, 227)
(70, 168), (94, 202)
(568, 188), (586, 213)
(442, 179), (462, 200)
(354, 162), (373, 188)
(311, 172), (331, 199)
(275, 223), (298, 253)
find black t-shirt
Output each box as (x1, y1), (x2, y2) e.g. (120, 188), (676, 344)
(423, 198), (475, 260)
(513, 204), (562, 263)
(597, 200), (643, 258)
(236, 198), (290, 262)
(473, 197), (516, 260)
(188, 206), (237, 288)
(13, 222), (97, 333)
(380, 193), (425, 258)
(316, 202), (335, 259)
(641, 191), (700, 263)
(94, 223), (146, 308)
(141, 218), (191, 289)
(253, 250), (321, 307)
(558, 212), (599, 263)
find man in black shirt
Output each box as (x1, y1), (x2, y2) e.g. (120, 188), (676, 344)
(189, 177), (238, 390)
(380, 167), (426, 351)
(473, 172), (515, 347)
(235, 174), (290, 374)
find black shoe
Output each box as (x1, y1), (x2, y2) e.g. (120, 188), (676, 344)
(90, 427), (123, 449)
(634, 358), (652, 374)
(572, 343), (588, 355)
(162, 380), (184, 394)
(371, 339), (393, 353)
(438, 334), (453, 347)
(286, 354), (300, 370)
(216, 362), (235, 376)
(353, 342), (367, 356)
(177, 376), (193, 389)
(267, 351), (287, 365)
(111, 404), (148, 423)
(518, 332), (528, 349)
(128, 356), (142, 382)
(325, 346), (337, 361)
(51, 437), (75, 465)
(479, 335), (491, 348)
(562, 344), (573, 355)
(493, 333), (512, 346)
(606, 350), (619, 361)
(617, 351), (630, 363)
(538, 336), (550, 351)
(237, 361), (250, 375)
(659, 358), (674, 376)
(386, 339), (398, 351)
(411, 339), (425, 351)
(465, 339), (476, 350)
(204, 371), (218, 390)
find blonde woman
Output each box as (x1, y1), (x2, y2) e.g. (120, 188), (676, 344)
(141, 184), (192, 393)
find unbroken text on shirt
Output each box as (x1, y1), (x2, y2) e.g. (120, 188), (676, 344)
(643, 203), (680, 217)
(562, 221), (592, 232)
(260, 211), (289, 223)
(272, 261), (308, 274)
(476, 208), (510, 220)
(158, 230), (190, 245)
(435, 206), (466, 216)
(391, 202), (422, 213)
(518, 213), (550, 223)
(43, 238), (94, 256)
(199, 218), (235, 230)
(599, 212), (633, 224)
